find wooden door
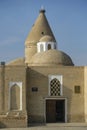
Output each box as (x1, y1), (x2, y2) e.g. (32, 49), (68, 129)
(46, 100), (56, 123)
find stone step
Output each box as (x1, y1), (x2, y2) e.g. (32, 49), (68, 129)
(1, 123), (87, 130)
(46, 123), (87, 127)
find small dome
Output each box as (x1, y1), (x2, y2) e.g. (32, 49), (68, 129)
(7, 58), (25, 65)
(39, 35), (56, 42)
(29, 50), (74, 66)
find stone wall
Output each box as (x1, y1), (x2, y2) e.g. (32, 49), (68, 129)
(27, 66), (84, 123)
(0, 64), (85, 126)
(0, 65), (27, 127)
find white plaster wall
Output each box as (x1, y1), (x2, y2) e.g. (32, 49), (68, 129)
(37, 42), (56, 52)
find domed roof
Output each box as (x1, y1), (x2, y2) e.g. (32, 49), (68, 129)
(29, 50), (74, 66)
(39, 35), (56, 42)
(7, 58), (25, 66)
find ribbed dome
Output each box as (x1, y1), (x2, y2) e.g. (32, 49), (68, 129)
(29, 50), (74, 66)
(39, 35), (55, 42)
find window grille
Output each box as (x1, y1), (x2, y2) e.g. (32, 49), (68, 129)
(50, 78), (61, 96)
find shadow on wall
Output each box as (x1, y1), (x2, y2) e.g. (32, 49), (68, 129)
(63, 85), (73, 122)
(26, 67), (48, 124)
(26, 67), (73, 123)
(0, 122), (6, 128)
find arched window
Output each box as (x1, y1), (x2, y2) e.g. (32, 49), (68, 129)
(40, 44), (44, 52)
(50, 78), (61, 96)
(48, 44), (51, 50)
(10, 84), (20, 110)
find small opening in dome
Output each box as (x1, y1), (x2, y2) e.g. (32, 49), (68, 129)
(41, 32), (45, 35)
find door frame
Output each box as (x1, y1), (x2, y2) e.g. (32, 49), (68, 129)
(44, 97), (67, 123)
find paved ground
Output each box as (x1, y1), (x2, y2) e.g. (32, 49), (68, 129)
(1, 123), (87, 130)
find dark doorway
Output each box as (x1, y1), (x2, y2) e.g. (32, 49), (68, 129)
(56, 100), (65, 122)
(46, 99), (65, 123)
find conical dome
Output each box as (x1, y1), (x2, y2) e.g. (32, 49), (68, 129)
(25, 9), (56, 45)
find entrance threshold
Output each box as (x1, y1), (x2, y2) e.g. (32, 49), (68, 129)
(46, 123), (87, 127)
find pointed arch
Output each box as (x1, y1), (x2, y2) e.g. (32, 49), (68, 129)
(10, 84), (20, 110)
(9, 82), (22, 111)
(50, 78), (61, 96)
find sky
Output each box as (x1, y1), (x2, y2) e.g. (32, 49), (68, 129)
(0, 0), (87, 66)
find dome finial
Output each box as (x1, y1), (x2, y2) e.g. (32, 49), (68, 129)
(40, 5), (46, 13)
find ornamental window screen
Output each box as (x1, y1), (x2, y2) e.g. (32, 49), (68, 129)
(50, 78), (61, 96)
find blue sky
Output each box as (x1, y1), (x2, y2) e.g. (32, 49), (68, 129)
(0, 0), (87, 66)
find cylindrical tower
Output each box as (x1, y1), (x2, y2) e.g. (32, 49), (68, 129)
(25, 42), (37, 65)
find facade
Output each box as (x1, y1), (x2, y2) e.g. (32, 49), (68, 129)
(0, 9), (87, 128)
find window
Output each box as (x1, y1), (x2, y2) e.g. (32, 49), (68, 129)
(48, 44), (51, 50)
(32, 87), (38, 92)
(74, 86), (80, 93)
(50, 78), (61, 96)
(49, 75), (63, 96)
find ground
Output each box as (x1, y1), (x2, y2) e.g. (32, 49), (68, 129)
(1, 123), (87, 130)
